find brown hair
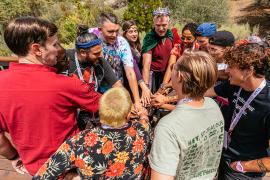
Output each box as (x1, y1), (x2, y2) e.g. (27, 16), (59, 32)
(122, 20), (141, 52)
(98, 12), (119, 27)
(224, 43), (270, 77)
(175, 50), (218, 98)
(4, 16), (58, 56)
(99, 87), (132, 128)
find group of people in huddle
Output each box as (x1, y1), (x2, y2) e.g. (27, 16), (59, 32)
(1, 6), (270, 180)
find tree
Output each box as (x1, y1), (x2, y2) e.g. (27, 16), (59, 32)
(123, 0), (162, 32)
(163, 0), (228, 26)
(0, 0), (112, 54)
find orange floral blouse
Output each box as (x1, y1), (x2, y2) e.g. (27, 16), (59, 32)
(33, 120), (151, 179)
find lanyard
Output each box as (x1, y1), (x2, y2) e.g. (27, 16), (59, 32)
(74, 52), (98, 91)
(177, 98), (193, 106)
(228, 79), (266, 134)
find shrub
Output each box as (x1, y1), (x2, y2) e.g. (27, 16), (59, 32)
(219, 23), (259, 40)
(173, 22), (259, 41)
(123, 0), (162, 32)
(164, 0), (228, 25)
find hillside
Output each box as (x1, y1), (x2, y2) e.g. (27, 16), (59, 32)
(229, 0), (270, 36)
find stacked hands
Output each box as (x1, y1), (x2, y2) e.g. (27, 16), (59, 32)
(137, 83), (176, 112)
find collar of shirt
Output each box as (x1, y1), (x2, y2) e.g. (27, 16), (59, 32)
(9, 62), (57, 72)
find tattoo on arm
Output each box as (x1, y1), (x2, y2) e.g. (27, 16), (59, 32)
(257, 159), (268, 172)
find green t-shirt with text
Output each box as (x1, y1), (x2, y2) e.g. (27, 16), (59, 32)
(149, 97), (224, 180)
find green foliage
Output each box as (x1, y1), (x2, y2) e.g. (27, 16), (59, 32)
(0, 0), (112, 55)
(123, 0), (162, 32)
(164, 0), (228, 25)
(173, 21), (259, 41)
(219, 23), (259, 41)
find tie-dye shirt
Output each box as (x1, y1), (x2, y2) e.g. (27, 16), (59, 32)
(89, 28), (134, 82)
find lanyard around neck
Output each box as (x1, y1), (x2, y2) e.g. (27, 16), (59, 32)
(229, 79), (266, 134)
(74, 52), (98, 91)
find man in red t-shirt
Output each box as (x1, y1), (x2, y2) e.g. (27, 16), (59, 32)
(0, 17), (100, 175)
(141, 7), (175, 94)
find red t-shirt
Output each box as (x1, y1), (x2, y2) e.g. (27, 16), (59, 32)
(0, 63), (101, 175)
(146, 38), (173, 72)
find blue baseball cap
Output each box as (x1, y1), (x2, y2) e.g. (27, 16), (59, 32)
(195, 23), (217, 37)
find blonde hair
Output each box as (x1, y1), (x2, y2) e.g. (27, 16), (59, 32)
(99, 87), (132, 128)
(175, 50), (217, 98)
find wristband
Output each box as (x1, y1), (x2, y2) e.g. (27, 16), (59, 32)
(8, 153), (19, 161)
(138, 79), (145, 85)
(235, 161), (246, 173)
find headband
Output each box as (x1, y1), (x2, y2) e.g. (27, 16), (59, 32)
(75, 39), (102, 49)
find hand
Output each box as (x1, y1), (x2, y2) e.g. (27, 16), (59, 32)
(141, 86), (151, 107)
(134, 101), (143, 112)
(151, 93), (167, 107)
(137, 106), (149, 117)
(230, 161), (237, 171)
(11, 158), (29, 175)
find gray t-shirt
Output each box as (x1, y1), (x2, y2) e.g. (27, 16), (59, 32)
(149, 97), (224, 180)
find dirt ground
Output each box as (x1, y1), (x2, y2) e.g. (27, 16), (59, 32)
(229, 0), (270, 37)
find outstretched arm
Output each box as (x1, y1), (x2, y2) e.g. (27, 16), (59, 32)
(163, 54), (177, 84)
(230, 157), (270, 173)
(142, 53), (152, 87)
(124, 66), (141, 108)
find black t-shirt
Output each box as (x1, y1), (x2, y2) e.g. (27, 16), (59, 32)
(66, 49), (118, 93)
(214, 80), (270, 161)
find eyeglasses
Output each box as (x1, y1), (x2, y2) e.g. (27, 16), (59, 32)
(181, 36), (193, 41)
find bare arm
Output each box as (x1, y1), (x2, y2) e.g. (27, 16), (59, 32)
(142, 53), (152, 87)
(230, 157), (270, 173)
(139, 81), (152, 106)
(0, 132), (18, 159)
(112, 80), (122, 88)
(160, 104), (176, 111)
(124, 66), (140, 105)
(163, 54), (177, 84)
(230, 140), (270, 173)
(151, 169), (174, 180)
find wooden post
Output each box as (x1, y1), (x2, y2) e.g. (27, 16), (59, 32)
(0, 56), (18, 62)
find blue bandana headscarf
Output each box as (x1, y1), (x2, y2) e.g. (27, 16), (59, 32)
(195, 23), (217, 37)
(75, 39), (102, 49)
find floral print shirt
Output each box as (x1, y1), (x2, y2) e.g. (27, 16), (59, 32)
(89, 28), (134, 82)
(33, 120), (151, 180)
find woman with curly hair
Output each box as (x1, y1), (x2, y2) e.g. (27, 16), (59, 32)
(206, 43), (270, 179)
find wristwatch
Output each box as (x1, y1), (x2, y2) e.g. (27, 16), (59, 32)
(235, 161), (246, 173)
